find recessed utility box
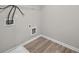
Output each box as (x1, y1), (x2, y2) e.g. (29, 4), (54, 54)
(6, 20), (14, 25)
(31, 26), (37, 36)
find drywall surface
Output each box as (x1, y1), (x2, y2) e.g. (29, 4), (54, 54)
(41, 5), (79, 48)
(0, 5), (40, 52)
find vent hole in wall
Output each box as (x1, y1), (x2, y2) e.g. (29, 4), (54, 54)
(32, 28), (36, 34)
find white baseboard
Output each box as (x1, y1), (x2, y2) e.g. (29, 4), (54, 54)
(4, 34), (79, 53)
(20, 35), (42, 46)
(4, 35), (41, 53)
(41, 34), (79, 52)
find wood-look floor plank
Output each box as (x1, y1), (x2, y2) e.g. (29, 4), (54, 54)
(24, 37), (77, 53)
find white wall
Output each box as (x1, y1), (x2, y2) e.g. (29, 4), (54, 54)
(41, 5), (79, 49)
(1, 5), (79, 52)
(0, 5), (41, 52)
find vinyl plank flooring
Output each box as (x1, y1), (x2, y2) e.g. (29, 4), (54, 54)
(24, 37), (77, 53)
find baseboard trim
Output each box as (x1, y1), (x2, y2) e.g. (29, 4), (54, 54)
(4, 34), (79, 53)
(41, 34), (79, 52)
(4, 35), (41, 53)
(20, 35), (42, 46)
